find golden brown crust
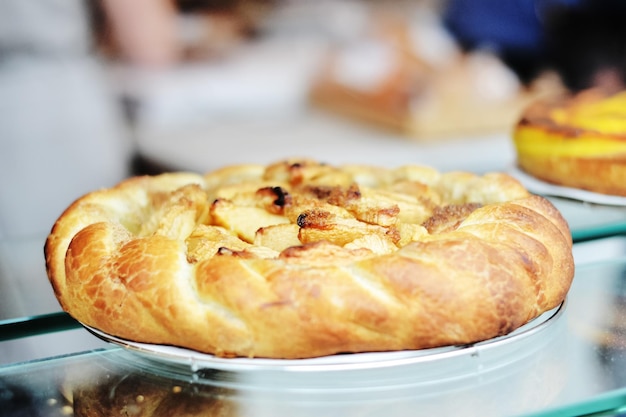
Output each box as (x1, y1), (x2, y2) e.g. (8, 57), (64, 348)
(517, 152), (626, 196)
(45, 159), (574, 359)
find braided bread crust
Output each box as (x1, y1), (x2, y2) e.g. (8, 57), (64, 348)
(45, 159), (574, 359)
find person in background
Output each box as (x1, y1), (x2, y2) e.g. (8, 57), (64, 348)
(0, 0), (130, 239)
(545, 0), (626, 93)
(97, 0), (180, 68)
(0, 0), (184, 239)
(443, 0), (626, 93)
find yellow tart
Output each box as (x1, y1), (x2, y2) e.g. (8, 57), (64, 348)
(513, 89), (626, 196)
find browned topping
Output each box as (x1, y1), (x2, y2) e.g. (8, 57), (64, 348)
(288, 162), (305, 185)
(328, 183), (361, 206)
(422, 203), (482, 234)
(171, 160), (528, 261)
(256, 186), (292, 214)
(297, 209), (334, 229)
(303, 183), (361, 206)
(302, 185), (336, 200)
(217, 247), (235, 256)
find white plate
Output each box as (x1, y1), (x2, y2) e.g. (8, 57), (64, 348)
(509, 166), (626, 206)
(84, 302), (564, 374)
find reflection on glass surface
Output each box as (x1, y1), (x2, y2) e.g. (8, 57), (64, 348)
(0, 336), (571, 417)
(548, 197), (626, 242)
(5, 259), (626, 416)
(567, 262), (626, 392)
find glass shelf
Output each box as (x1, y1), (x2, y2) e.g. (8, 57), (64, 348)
(4, 252), (626, 416)
(0, 312), (80, 342)
(548, 197), (626, 243)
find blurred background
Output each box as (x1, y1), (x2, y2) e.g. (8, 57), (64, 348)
(1, 0), (625, 363)
(3, 0), (626, 238)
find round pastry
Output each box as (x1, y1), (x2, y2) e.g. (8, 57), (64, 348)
(45, 159), (574, 359)
(513, 88), (626, 196)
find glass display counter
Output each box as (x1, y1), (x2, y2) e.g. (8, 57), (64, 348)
(551, 197), (626, 243)
(2, 238), (626, 417)
(2, 189), (626, 416)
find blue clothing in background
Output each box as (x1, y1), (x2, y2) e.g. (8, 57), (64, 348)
(443, 0), (545, 55)
(442, 0), (626, 88)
